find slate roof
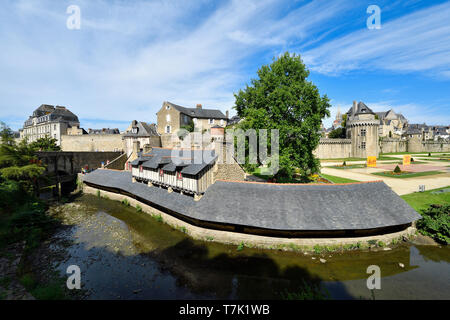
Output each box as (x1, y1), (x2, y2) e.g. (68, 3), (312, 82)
(123, 121), (159, 137)
(31, 104), (79, 123)
(131, 147), (217, 175)
(83, 170), (421, 231)
(165, 101), (228, 120)
(346, 102), (375, 117)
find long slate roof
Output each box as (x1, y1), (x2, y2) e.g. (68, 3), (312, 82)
(82, 170), (421, 231)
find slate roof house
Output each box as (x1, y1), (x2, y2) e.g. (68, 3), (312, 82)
(20, 104), (80, 146)
(123, 120), (161, 157)
(156, 101), (228, 135)
(130, 147), (217, 196)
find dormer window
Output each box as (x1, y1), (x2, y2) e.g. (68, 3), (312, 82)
(132, 127), (138, 134)
(208, 119), (214, 124)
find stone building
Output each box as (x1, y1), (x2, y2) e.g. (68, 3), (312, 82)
(345, 101), (379, 158)
(156, 101), (228, 136)
(20, 104), (80, 146)
(123, 120), (161, 157)
(375, 109), (408, 138)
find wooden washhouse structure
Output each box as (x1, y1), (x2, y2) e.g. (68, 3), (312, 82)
(130, 147), (217, 195)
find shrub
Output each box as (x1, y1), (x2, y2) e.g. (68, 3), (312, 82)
(136, 204), (142, 212)
(237, 242), (245, 251)
(393, 165), (402, 173)
(121, 198), (130, 206)
(416, 204), (450, 244)
(342, 161), (346, 166)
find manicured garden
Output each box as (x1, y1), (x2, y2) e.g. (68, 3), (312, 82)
(372, 170), (443, 179)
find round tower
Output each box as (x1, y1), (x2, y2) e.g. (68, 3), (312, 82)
(347, 101), (379, 158)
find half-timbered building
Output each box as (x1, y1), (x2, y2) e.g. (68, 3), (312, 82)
(130, 147), (217, 195)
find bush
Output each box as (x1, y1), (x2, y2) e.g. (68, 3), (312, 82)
(342, 161), (346, 166)
(393, 165), (402, 173)
(416, 204), (450, 244)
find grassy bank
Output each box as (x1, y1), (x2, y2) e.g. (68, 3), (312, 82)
(319, 173), (359, 184)
(401, 186), (450, 212)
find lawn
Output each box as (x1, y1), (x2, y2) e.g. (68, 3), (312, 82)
(380, 151), (449, 156)
(319, 173), (359, 184)
(320, 156), (399, 162)
(401, 186), (450, 212)
(372, 170), (444, 179)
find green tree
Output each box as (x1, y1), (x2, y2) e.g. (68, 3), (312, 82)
(328, 127), (346, 139)
(0, 124), (45, 194)
(234, 52), (330, 180)
(29, 136), (61, 151)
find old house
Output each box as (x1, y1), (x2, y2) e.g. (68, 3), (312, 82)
(375, 109), (408, 137)
(130, 147), (217, 196)
(123, 120), (161, 157)
(20, 104), (80, 146)
(156, 101), (229, 136)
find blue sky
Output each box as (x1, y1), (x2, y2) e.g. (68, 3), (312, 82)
(1, 0), (449, 131)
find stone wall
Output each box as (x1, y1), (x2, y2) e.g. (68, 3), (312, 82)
(408, 137), (450, 153)
(314, 139), (352, 159)
(61, 134), (124, 152)
(38, 151), (122, 174)
(379, 137), (450, 153)
(379, 139), (408, 154)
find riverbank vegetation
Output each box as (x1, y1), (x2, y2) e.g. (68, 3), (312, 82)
(0, 123), (71, 299)
(402, 187), (450, 245)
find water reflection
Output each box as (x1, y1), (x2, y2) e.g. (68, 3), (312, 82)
(51, 194), (450, 300)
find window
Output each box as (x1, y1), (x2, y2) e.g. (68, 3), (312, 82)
(193, 118), (197, 124)
(361, 142), (366, 149)
(159, 169), (164, 177)
(208, 119), (214, 124)
(166, 114), (171, 122)
(139, 165), (143, 173)
(184, 115), (189, 123)
(165, 125), (171, 133)
(177, 172), (183, 181)
(220, 119), (224, 126)
(361, 129), (366, 137)
(166, 105), (170, 110)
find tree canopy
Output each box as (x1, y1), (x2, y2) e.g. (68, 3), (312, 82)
(234, 52), (330, 180)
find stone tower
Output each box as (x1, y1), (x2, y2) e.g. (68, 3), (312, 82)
(346, 101), (379, 158)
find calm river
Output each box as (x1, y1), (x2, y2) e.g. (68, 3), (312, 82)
(46, 194), (450, 300)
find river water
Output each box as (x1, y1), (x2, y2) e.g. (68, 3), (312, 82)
(46, 194), (450, 300)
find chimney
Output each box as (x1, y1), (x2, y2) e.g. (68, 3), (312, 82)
(133, 140), (140, 156)
(196, 104), (202, 109)
(352, 101), (357, 114)
(226, 110), (229, 119)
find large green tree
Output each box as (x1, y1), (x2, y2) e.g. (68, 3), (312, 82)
(234, 52), (330, 180)
(0, 123), (45, 194)
(29, 136), (61, 151)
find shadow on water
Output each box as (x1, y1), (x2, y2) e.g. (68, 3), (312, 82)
(47, 194), (450, 300)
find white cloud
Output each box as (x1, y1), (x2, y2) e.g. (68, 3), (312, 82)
(0, 0), (351, 130)
(303, 1), (450, 77)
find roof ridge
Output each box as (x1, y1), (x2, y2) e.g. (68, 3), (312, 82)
(215, 179), (384, 186)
